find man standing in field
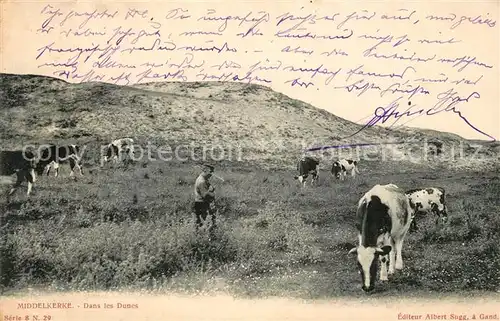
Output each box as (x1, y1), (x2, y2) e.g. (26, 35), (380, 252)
(194, 164), (217, 231)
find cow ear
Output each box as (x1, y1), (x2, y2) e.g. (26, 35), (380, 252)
(348, 247), (357, 255)
(376, 246), (392, 255)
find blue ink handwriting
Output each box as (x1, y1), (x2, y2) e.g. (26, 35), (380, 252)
(437, 56), (493, 72)
(198, 9), (270, 32)
(165, 8), (191, 20)
(275, 28), (353, 40)
(180, 31), (223, 36)
(380, 9), (417, 21)
(40, 5), (63, 29)
(414, 74), (449, 83)
(283, 64), (342, 85)
(125, 8), (148, 20)
(450, 14), (496, 29)
(59, 9), (119, 29)
(285, 78), (314, 88)
(356, 90), (495, 141)
(337, 10), (376, 29)
(321, 49), (348, 57)
(135, 68), (188, 84)
(345, 65), (416, 82)
(451, 75), (483, 85)
(211, 60), (242, 70)
(418, 37), (460, 44)
(281, 45), (314, 55)
(305, 141), (404, 152)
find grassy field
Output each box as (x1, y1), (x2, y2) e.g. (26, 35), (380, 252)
(1, 74), (499, 298)
(1, 153), (499, 298)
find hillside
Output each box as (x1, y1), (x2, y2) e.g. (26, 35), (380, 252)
(0, 73), (497, 169)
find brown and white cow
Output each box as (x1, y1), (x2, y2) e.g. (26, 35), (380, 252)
(35, 144), (84, 178)
(102, 138), (135, 165)
(331, 159), (360, 181)
(405, 187), (448, 232)
(0, 150), (37, 201)
(348, 183), (413, 292)
(293, 156), (319, 187)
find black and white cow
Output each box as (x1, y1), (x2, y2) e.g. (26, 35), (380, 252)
(293, 156), (319, 187)
(0, 150), (37, 200)
(331, 159), (360, 180)
(405, 187), (448, 232)
(348, 183), (413, 292)
(36, 144), (84, 178)
(102, 138), (134, 165)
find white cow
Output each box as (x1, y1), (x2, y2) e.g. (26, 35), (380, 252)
(405, 187), (448, 232)
(331, 159), (360, 181)
(102, 138), (135, 165)
(348, 183), (413, 292)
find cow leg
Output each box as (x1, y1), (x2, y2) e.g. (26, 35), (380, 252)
(441, 203), (448, 223)
(409, 213), (418, 232)
(388, 238), (396, 275)
(409, 218), (415, 232)
(311, 173), (318, 186)
(351, 168), (356, 177)
(78, 162), (84, 176)
(53, 162), (60, 177)
(44, 163), (51, 176)
(299, 175), (307, 188)
(69, 157), (82, 177)
(25, 170), (35, 196)
(394, 238), (405, 270)
(29, 168), (36, 184)
(8, 171), (24, 197)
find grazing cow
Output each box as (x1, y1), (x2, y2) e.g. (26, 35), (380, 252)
(36, 144), (84, 177)
(405, 187), (448, 232)
(348, 184), (413, 292)
(0, 150), (37, 200)
(102, 138), (134, 164)
(293, 156), (319, 187)
(331, 159), (360, 180)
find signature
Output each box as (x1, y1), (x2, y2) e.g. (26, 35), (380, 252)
(349, 89), (495, 141)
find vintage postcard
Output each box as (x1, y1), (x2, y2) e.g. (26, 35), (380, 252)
(0, 0), (499, 320)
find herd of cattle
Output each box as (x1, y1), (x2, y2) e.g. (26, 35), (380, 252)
(1, 142), (449, 292)
(0, 138), (134, 201)
(294, 156), (449, 292)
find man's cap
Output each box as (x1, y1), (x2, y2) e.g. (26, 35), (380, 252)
(202, 163), (215, 171)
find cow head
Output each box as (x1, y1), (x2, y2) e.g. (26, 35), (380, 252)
(435, 204), (448, 224)
(331, 162), (342, 179)
(101, 144), (118, 165)
(294, 175), (305, 185)
(348, 245), (392, 292)
(22, 150), (36, 168)
(32, 145), (54, 174)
